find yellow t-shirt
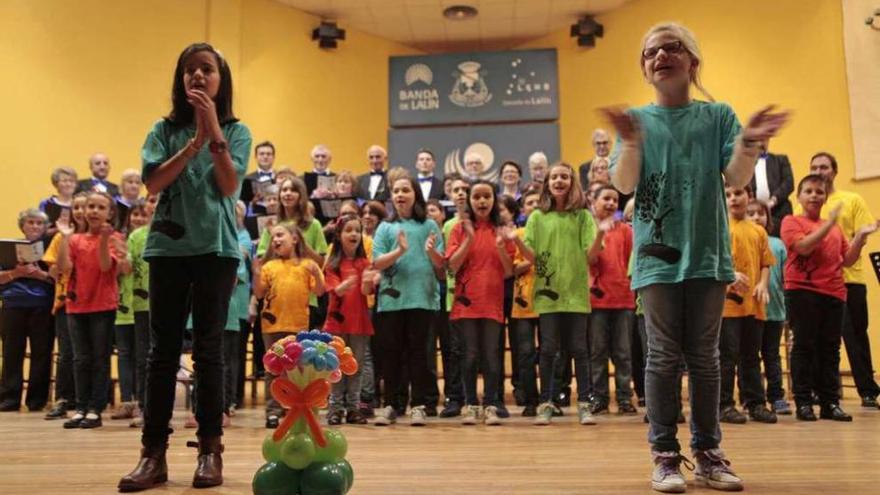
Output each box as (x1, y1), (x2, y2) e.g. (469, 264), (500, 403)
(724, 217), (775, 319)
(260, 258), (323, 333)
(793, 189), (875, 284)
(41, 233), (68, 314)
(511, 227), (538, 319)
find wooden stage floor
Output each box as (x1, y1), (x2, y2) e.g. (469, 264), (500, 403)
(1, 399), (878, 494)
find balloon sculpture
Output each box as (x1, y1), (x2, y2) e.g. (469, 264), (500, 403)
(253, 330), (359, 495)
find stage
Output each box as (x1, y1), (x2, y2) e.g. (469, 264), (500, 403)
(1, 398), (878, 494)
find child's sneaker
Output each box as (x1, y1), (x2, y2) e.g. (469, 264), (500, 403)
(533, 402), (554, 425)
(748, 405), (777, 424)
(410, 405), (427, 426)
(373, 406), (397, 426)
(358, 402), (375, 419)
(461, 405), (480, 425)
(618, 401), (638, 415)
(111, 401), (138, 420)
(484, 406), (502, 426)
(693, 448), (743, 491)
(578, 402), (597, 425)
(651, 450), (693, 493)
(719, 406), (747, 424)
(771, 399), (792, 415)
(327, 409), (344, 425)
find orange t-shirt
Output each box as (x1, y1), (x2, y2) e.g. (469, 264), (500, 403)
(66, 232), (122, 314)
(260, 258), (322, 333)
(723, 217), (775, 318)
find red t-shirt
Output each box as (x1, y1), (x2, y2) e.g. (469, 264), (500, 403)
(323, 257), (374, 335)
(780, 215), (849, 301)
(590, 222), (635, 309)
(446, 220), (516, 323)
(66, 232), (121, 314)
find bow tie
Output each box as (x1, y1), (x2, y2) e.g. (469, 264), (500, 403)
(258, 171), (273, 177)
(759, 152), (769, 160)
(370, 171), (384, 176)
(314, 171), (329, 176)
(418, 176), (433, 183)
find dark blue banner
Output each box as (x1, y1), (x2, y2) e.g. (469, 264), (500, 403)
(389, 49), (559, 127)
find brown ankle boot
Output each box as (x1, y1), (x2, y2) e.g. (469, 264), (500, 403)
(117, 444), (168, 492)
(188, 436), (224, 488)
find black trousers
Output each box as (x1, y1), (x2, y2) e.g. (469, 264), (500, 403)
(0, 306), (54, 409)
(435, 311), (463, 405)
(458, 318), (502, 406)
(841, 284), (880, 398)
(142, 255), (237, 448)
(787, 290), (845, 407)
(54, 308), (76, 403)
(719, 316), (766, 409)
(376, 309), (434, 409)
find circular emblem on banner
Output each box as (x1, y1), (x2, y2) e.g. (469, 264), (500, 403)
(405, 64), (433, 86)
(450, 61), (492, 108)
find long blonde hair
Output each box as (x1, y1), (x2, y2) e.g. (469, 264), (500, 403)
(640, 22), (714, 102)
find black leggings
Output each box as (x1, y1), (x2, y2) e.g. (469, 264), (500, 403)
(376, 309), (434, 409)
(458, 318), (502, 406)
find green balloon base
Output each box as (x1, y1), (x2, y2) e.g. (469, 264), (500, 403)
(253, 459), (354, 495)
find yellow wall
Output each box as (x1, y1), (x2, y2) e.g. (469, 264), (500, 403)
(518, 0), (880, 373)
(0, 0), (418, 236)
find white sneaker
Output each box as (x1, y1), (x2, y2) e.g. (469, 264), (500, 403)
(373, 406), (397, 426)
(694, 448), (743, 491)
(533, 402), (554, 426)
(651, 450), (692, 493)
(461, 405), (480, 425)
(484, 405), (501, 425)
(578, 402), (597, 425)
(410, 405), (427, 426)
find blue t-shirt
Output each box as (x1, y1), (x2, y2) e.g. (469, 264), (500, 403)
(612, 101), (740, 290)
(372, 218), (444, 312)
(766, 236), (786, 322)
(141, 119), (252, 260)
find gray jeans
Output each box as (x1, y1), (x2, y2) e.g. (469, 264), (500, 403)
(589, 309), (635, 404)
(641, 279), (726, 453)
(329, 334), (369, 411)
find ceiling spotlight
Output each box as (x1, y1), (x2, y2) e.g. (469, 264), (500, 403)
(570, 16), (604, 47)
(443, 5), (478, 20)
(312, 21), (346, 49)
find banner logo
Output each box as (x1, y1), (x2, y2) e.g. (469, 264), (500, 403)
(444, 142), (498, 183)
(405, 63), (433, 86)
(450, 61), (492, 108)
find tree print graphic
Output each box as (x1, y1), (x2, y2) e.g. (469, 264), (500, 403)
(636, 172), (682, 264)
(534, 251), (559, 301)
(380, 265), (401, 299)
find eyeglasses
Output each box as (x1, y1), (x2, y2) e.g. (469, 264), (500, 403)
(642, 40), (685, 60)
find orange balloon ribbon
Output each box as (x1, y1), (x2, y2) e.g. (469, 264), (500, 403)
(270, 377), (331, 446)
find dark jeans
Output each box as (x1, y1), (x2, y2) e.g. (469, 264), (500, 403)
(142, 255), (238, 448)
(426, 315), (441, 407)
(133, 312), (151, 408)
(376, 309), (434, 409)
(329, 334), (368, 411)
(787, 290), (845, 407)
(0, 306), (54, 409)
(760, 320), (786, 403)
(641, 279), (726, 454)
(538, 313), (590, 403)
(589, 309), (635, 405)
(262, 332), (295, 417)
(631, 314), (646, 401)
(224, 326), (241, 411)
(69, 311), (115, 413)
(458, 318), (502, 406)
(719, 316), (766, 409)
(436, 311), (463, 404)
(841, 284), (880, 398)
(115, 324), (136, 402)
(53, 308), (76, 403)
(510, 318), (539, 406)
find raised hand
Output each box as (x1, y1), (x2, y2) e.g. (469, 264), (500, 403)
(99, 223), (115, 239)
(335, 275), (358, 295)
(56, 216), (75, 236)
(252, 255), (264, 275)
(858, 220), (880, 238)
(598, 217), (616, 233)
(599, 106), (640, 143)
(828, 203), (844, 223)
(425, 232), (438, 253)
(396, 229), (409, 253)
(461, 219), (475, 239)
(111, 236), (128, 258)
(742, 105), (791, 142)
(305, 260), (322, 279)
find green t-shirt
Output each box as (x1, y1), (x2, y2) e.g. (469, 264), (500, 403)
(141, 119), (252, 260)
(256, 218), (327, 307)
(524, 208), (596, 314)
(442, 217), (460, 310)
(766, 236), (786, 322)
(373, 218), (444, 312)
(612, 101), (739, 290)
(128, 226), (150, 313)
(116, 268), (134, 325)
(230, 228), (253, 325)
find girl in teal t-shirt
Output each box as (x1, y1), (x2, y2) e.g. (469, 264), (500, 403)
(120, 43), (252, 492)
(371, 175), (444, 426)
(514, 162), (598, 426)
(603, 22), (789, 492)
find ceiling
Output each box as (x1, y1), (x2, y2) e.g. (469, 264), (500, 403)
(276, 0), (630, 51)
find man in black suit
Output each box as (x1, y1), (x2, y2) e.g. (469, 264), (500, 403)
(303, 144), (337, 225)
(356, 145), (389, 202)
(415, 148), (444, 200)
(240, 141), (277, 205)
(578, 128), (611, 189)
(75, 152), (119, 196)
(748, 139), (793, 236)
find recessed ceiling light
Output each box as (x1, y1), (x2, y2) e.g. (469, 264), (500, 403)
(443, 5), (478, 20)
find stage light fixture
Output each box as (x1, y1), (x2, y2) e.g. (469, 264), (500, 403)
(443, 5), (478, 20)
(570, 16), (604, 47)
